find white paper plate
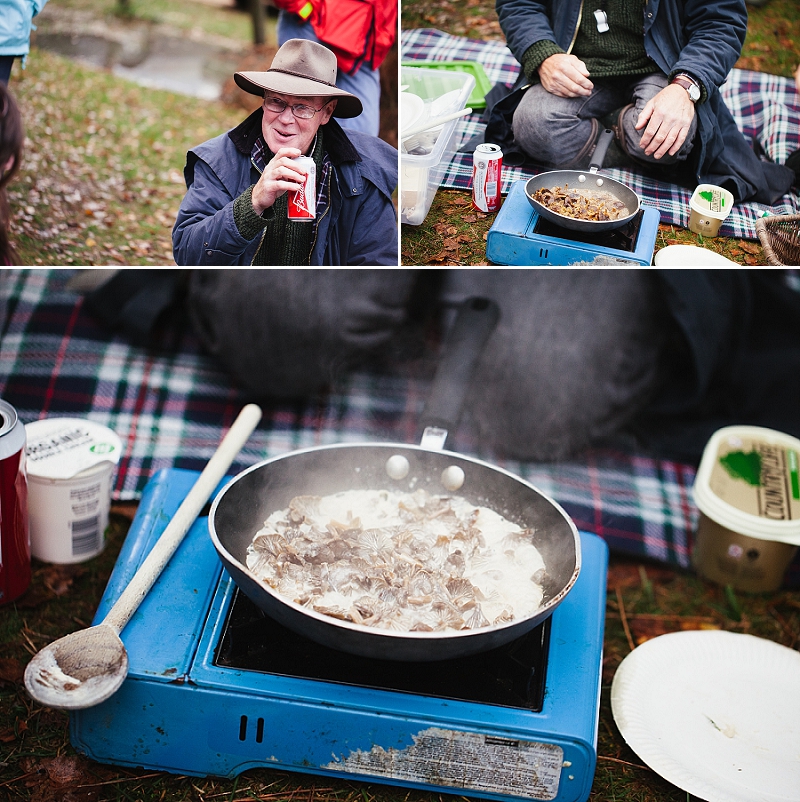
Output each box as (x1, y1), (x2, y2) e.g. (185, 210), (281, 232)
(653, 244), (739, 266)
(400, 92), (424, 134)
(611, 630), (800, 802)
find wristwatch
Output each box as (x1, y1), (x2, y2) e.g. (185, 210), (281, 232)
(671, 73), (701, 103)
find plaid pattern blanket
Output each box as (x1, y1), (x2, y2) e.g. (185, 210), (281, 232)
(0, 269), (797, 587)
(401, 29), (800, 240)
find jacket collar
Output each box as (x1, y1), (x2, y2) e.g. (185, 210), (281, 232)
(228, 108), (362, 166)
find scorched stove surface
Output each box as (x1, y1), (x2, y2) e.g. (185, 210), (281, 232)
(486, 178), (660, 266)
(71, 468), (608, 802)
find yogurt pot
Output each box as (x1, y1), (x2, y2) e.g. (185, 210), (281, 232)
(25, 418), (122, 564)
(688, 183), (734, 237)
(692, 425), (800, 593)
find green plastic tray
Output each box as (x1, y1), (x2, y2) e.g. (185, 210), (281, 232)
(401, 60), (492, 109)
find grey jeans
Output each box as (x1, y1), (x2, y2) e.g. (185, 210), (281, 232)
(513, 72), (698, 168)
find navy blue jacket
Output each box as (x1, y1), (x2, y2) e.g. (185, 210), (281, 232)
(172, 112), (398, 265)
(495, 0), (794, 203)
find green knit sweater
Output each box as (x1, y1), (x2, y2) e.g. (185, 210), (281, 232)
(232, 133), (324, 266)
(521, 0), (656, 82)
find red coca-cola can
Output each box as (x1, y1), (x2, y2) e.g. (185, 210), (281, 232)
(0, 399), (30, 605)
(287, 156), (316, 221)
(472, 143), (503, 213)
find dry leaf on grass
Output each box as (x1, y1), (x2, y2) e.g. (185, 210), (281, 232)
(628, 615), (720, 645)
(0, 657), (24, 684)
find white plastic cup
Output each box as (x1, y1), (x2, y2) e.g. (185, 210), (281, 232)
(688, 184), (734, 237)
(25, 418), (122, 564)
(692, 425), (800, 593)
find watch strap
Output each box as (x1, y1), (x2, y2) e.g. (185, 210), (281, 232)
(671, 73), (700, 102)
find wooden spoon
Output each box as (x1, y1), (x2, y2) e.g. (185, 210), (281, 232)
(23, 403), (262, 710)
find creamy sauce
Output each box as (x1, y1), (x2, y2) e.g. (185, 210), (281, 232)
(246, 489), (546, 632)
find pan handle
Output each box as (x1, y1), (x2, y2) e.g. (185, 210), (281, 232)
(418, 296), (500, 450)
(589, 128), (615, 173)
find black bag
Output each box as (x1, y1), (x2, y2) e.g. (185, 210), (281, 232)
(460, 76), (543, 168)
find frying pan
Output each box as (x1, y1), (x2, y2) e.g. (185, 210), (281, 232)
(525, 128), (641, 232)
(209, 298), (581, 662)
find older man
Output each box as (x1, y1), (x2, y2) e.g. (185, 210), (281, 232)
(494, 0), (794, 204)
(172, 39), (398, 265)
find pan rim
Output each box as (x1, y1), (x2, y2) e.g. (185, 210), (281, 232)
(524, 173), (641, 228)
(209, 441), (582, 644)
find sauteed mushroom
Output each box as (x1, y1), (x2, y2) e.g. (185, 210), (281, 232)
(532, 183), (630, 221)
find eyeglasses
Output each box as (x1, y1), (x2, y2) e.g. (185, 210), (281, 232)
(263, 95), (329, 120)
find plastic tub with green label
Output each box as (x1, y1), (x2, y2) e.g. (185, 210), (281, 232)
(692, 425), (800, 593)
(688, 183), (734, 237)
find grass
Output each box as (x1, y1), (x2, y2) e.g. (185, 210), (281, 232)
(5, 0), (271, 266)
(1, 507), (798, 802)
(400, 0), (800, 265)
(42, 0), (257, 44)
(7, 47), (243, 265)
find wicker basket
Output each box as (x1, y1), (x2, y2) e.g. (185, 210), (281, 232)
(755, 214), (800, 266)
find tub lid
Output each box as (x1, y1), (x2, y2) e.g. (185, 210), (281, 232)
(25, 418), (122, 480)
(692, 425), (800, 545)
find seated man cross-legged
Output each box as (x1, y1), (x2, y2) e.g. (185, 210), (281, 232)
(495, 0), (796, 205)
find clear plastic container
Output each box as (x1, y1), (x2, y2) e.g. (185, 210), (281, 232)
(692, 425), (800, 592)
(400, 66), (475, 226)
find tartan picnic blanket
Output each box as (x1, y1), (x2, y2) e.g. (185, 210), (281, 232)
(0, 268), (797, 587)
(401, 29), (800, 240)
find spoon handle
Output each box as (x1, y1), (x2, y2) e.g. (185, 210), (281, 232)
(402, 107), (473, 139)
(102, 403), (262, 634)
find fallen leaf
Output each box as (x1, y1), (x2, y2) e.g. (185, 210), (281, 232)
(0, 657), (24, 684)
(739, 241), (761, 254)
(42, 564), (84, 596)
(628, 615), (720, 645)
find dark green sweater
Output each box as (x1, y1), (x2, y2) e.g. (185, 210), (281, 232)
(232, 133), (324, 266)
(521, 0), (655, 81)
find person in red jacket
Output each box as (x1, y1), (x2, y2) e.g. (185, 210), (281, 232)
(274, 0), (396, 136)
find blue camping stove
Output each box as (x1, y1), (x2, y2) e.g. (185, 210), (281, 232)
(71, 469), (608, 802)
(486, 179), (660, 265)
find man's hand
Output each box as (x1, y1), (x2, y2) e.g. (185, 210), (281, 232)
(538, 53), (594, 98)
(251, 147), (308, 215)
(635, 84), (695, 159)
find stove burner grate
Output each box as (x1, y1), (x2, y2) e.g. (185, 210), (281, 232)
(533, 209), (644, 252)
(215, 590), (550, 711)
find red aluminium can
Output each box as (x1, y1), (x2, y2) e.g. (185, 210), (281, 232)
(0, 399), (30, 605)
(287, 156), (316, 221)
(472, 143), (503, 213)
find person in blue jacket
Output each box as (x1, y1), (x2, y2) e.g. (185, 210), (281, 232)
(172, 38), (398, 266)
(494, 0), (795, 204)
(0, 0), (48, 84)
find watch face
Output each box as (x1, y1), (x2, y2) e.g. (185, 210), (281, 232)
(689, 84), (700, 101)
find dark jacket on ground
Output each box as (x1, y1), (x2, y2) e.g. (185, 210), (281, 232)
(172, 112), (398, 265)
(494, 0), (794, 204)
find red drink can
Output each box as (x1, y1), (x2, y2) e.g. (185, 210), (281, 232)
(287, 156), (316, 221)
(472, 143), (503, 213)
(0, 399), (30, 605)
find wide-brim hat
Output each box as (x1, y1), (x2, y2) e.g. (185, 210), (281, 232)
(234, 38), (363, 119)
